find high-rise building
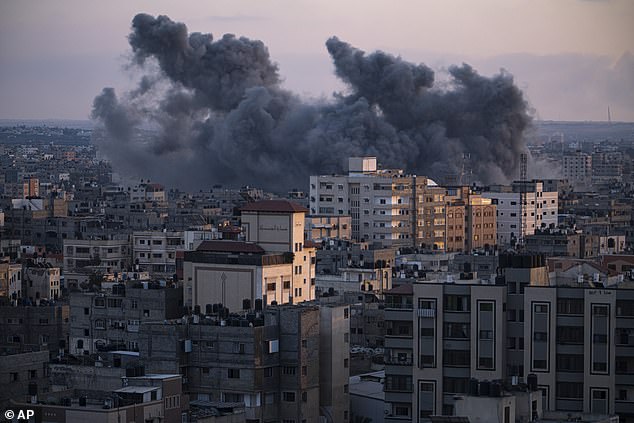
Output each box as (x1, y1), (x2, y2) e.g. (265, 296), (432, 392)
(383, 255), (634, 421)
(310, 157), (450, 248)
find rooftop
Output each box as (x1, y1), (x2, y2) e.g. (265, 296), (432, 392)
(196, 240), (265, 254)
(241, 199), (308, 214)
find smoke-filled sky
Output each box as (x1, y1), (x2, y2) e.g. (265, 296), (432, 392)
(1, 0), (633, 122)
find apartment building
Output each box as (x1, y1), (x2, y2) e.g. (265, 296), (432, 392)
(305, 215), (352, 241)
(310, 157), (421, 247)
(563, 151), (592, 188)
(445, 195), (497, 253)
(132, 231), (184, 277)
(482, 180), (558, 247)
(23, 264), (61, 301)
(0, 349), (50, 408)
(69, 282), (183, 355)
(241, 199), (316, 304)
(183, 240), (296, 311)
(139, 303), (350, 423)
(63, 236), (131, 273)
(315, 240), (394, 297)
(13, 373), (187, 423)
(383, 254), (634, 421)
(0, 259), (21, 299)
(0, 303), (69, 357)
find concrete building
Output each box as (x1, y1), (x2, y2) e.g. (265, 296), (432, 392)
(319, 304), (351, 423)
(383, 254), (633, 421)
(185, 200), (318, 312)
(184, 240), (296, 311)
(305, 215), (352, 242)
(139, 303), (350, 423)
(69, 282), (183, 355)
(23, 264), (61, 301)
(64, 236), (131, 274)
(241, 199), (316, 304)
(13, 373), (188, 423)
(0, 349), (50, 408)
(0, 259), (21, 299)
(133, 231), (184, 278)
(310, 157), (424, 247)
(563, 151), (592, 189)
(349, 371), (387, 423)
(0, 303), (69, 357)
(315, 240), (394, 298)
(482, 180), (558, 247)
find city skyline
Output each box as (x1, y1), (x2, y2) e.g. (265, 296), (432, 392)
(1, 0), (633, 122)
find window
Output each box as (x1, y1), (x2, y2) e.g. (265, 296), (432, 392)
(302, 392), (308, 402)
(264, 367), (273, 377)
(557, 382), (583, 399)
(302, 366), (307, 376)
(344, 308), (349, 319)
(443, 350), (470, 367)
(344, 359), (349, 368)
(395, 406), (409, 416)
(228, 369), (240, 379)
(557, 298), (584, 315)
(444, 295), (470, 311)
(283, 392), (296, 402)
(10, 372), (18, 382)
(479, 357), (493, 368)
(479, 330), (493, 340)
(283, 366), (296, 375)
(557, 326), (583, 344)
(420, 328), (434, 338)
(444, 323), (469, 339)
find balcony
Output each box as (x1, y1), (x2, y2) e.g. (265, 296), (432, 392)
(385, 357), (414, 366)
(418, 308), (436, 318)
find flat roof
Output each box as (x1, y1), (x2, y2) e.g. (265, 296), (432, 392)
(349, 370), (385, 401)
(115, 386), (159, 394)
(241, 200), (308, 213)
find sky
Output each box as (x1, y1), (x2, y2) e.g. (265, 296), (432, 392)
(0, 0), (633, 122)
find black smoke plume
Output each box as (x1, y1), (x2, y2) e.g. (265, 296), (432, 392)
(92, 13), (531, 191)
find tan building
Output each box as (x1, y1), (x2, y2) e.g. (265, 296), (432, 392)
(0, 260), (22, 301)
(305, 215), (352, 241)
(184, 240), (295, 311)
(241, 200), (316, 303)
(466, 195), (497, 252)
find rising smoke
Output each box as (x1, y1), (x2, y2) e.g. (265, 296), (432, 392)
(92, 13), (532, 192)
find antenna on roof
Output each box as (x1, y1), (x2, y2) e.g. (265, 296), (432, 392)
(607, 106), (612, 124)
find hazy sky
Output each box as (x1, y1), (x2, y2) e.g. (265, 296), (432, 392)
(1, 0), (633, 121)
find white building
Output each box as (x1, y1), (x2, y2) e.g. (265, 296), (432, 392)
(482, 181), (558, 247)
(132, 231), (184, 277)
(310, 157), (428, 247)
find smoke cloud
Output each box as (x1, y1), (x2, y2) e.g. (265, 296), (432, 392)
(92, 13), (532, 191)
